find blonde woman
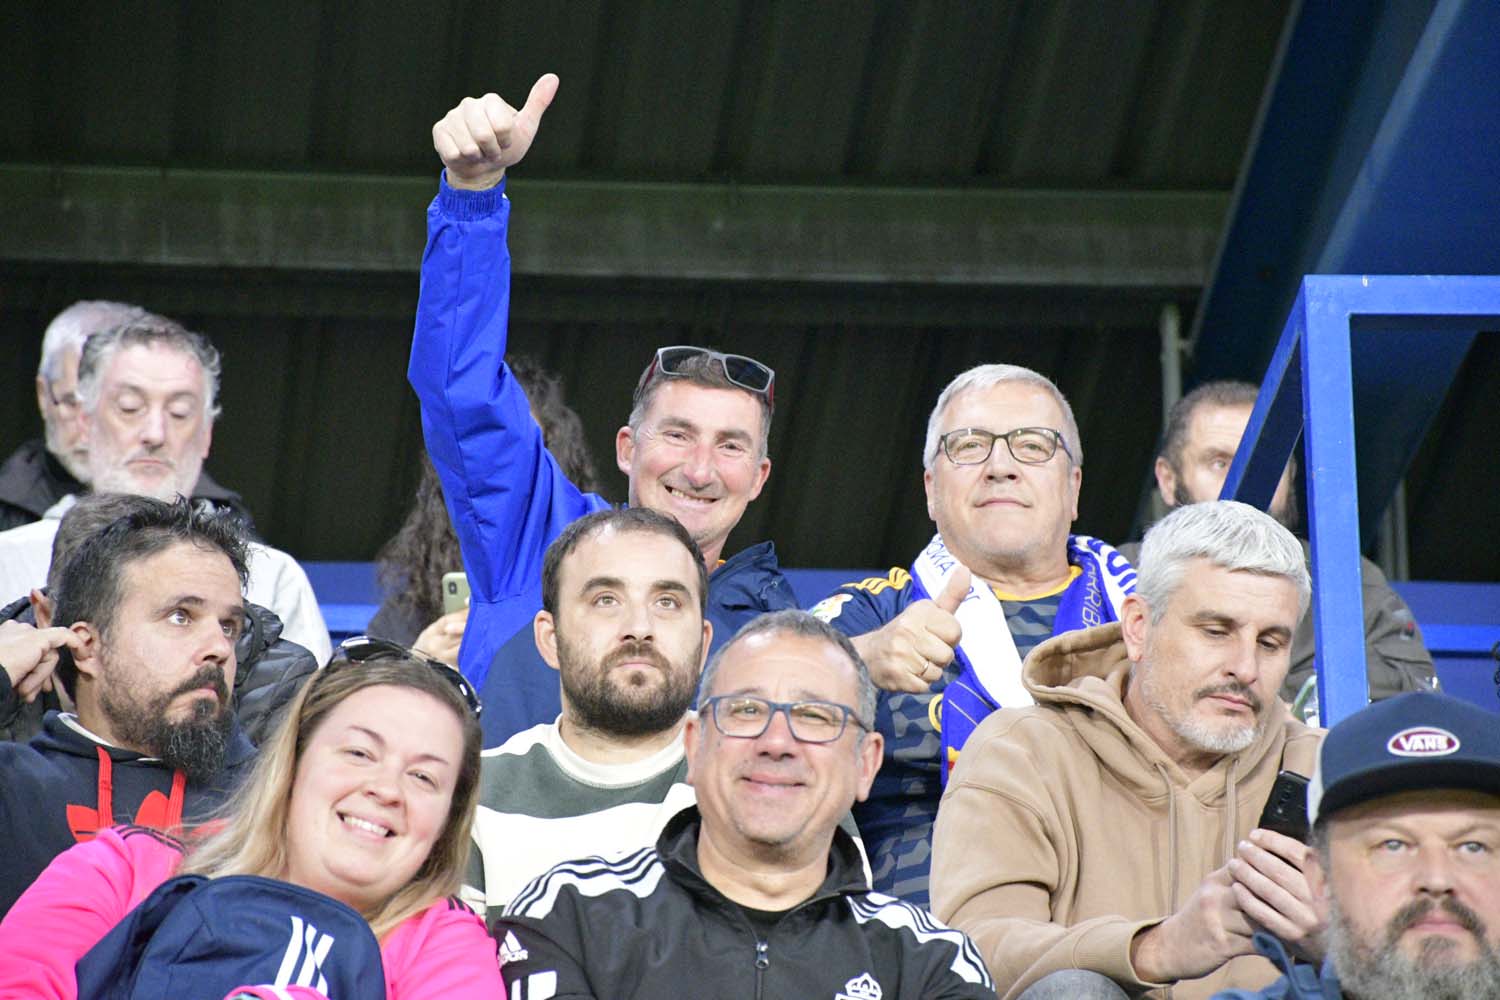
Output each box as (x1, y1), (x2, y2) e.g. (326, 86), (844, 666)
(0, 639), (503, 999)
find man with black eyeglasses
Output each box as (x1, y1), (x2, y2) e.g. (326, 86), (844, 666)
(411, 77), (796, 747)
(810, 364), (1136, 905)
(495, 610), (997, 999)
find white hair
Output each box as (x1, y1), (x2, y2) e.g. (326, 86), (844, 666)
(922, 364), (1082, 470)
(38, 301), (151, 382)
(1135, 500), (1311, 623)
(76, 319), (223, 422)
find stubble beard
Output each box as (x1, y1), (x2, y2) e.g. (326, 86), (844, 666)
(1329, 894), (1500, 1000)
(1137, 652), (1263, 756)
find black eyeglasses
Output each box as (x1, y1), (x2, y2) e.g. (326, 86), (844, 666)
(938, 426), (1072, 466)
(334, 635), (482, 717)
(637, 346), (776, 407)
(702, 695), (868, 744)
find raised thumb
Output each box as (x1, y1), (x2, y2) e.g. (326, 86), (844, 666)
(935, 565), (972, 614)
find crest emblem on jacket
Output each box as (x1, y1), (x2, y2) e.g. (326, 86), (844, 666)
(836, 971), (882, 1000)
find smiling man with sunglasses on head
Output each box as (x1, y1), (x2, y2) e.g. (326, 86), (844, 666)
(410, 76), (796, 746)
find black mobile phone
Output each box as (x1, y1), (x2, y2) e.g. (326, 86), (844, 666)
(1257, 770), (1311, 842)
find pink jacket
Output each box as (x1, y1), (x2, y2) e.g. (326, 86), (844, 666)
(0, 825), (504, 1000)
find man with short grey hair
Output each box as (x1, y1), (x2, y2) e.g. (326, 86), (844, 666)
(494, 609), (996, 999)
(0, 302), (252, 533)
(932, 500), (1325, 1000)
(811, 362), (1135, 904)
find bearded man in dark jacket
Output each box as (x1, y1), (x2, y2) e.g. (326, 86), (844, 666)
(0, 497), (264, 914)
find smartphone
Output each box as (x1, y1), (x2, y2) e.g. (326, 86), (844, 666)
(1257, 770), (1311, 842)
(441, 571), (470, 616)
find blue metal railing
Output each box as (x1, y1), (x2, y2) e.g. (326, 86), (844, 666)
(1222, 275), (1500, 724)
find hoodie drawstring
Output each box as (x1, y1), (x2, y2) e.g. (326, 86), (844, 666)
(1223, 756), (1241, 861)
(95, 746), (115, 827)
(67, 747), (188, 841)
(1153, 762), (1179, 915)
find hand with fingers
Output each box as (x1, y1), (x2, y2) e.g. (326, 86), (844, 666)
(0, 619), (83, 704)
(1229, 828), (1326, 963)
(413, 606), (469, 669)
(432, 74), (560, 191)
(1129, 865), (1259, 983)
(853, 567), (971, 694)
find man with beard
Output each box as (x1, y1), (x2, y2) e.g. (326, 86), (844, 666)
(1213, 690), (1500, 1000)
(1121, 380), (1434, 707)
(0, 300), (254, 533)
(0, 496), (257, 914)
(0, 318), (330, 663)
(464, 507), (713, 920)
(931, 501), (1325, 1000)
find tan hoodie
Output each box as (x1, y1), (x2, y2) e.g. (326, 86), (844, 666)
(930, 622), (1322, 1000)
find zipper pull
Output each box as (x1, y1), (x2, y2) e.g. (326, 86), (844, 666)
(755, 940), (770, 969)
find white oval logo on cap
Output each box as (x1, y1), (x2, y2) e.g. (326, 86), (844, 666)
(1387, 727), (1460, 757)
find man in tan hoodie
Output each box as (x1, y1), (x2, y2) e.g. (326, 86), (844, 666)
(931, 500), (1326, 999)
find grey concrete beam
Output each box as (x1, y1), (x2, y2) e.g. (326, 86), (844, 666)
(0, 165), (1227, 288)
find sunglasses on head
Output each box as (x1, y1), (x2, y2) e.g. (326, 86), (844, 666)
(638, 346), (775, 407)
(333, 635), (482, 717)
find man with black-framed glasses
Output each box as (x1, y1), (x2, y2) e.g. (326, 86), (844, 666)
(810, 363), (1136, 905)
(410, 78), (797, 748)
(495, 610), (997, 999)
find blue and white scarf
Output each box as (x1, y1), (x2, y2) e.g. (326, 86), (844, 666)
(910, 532), (1136, 781)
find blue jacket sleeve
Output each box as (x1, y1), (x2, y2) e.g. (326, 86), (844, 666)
(408, 174), (609, 682)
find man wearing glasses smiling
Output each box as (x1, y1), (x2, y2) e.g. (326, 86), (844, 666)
(495, 610), (996, 999)
(811, 363), (1136, 905)
(411, 76), (795, 746)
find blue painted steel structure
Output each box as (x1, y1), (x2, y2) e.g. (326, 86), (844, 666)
(1191, 0), (1500, 546)
(1223, 276), (1500, 725)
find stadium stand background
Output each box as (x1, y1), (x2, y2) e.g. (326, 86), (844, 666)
(1, 5), (1496, 677)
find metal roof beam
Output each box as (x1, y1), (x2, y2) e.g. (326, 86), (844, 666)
(0, 165), (1224, 289)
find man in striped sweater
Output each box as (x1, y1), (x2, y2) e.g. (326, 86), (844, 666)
(463, 507), (712, 920)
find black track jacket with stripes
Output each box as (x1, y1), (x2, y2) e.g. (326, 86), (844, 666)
(493, 806), (996, 1000)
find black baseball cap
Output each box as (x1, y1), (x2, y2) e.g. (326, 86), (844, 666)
(1308, 690), (1500, 825)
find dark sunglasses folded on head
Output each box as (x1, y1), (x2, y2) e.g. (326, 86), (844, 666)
(640, 345), (775, 406)
(334, 635), (482, 717)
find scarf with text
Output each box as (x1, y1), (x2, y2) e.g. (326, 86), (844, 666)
(911, 532), (1136, 781)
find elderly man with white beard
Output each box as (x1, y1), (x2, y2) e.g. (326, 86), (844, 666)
(0, 320), (329, 663)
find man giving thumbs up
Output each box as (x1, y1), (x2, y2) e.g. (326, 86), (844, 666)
(808, 364), (1135, 905)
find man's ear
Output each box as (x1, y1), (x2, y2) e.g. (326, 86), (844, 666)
(29, 588), (53, 628)
(34, 375), (48, 419)
(697, 620), (713, 673)
(1120, 593), (1151, 663)
(683, 713), (704, 786)
(69, 622), (103, 680)
(1153, 456), (1177, 508)
(533, 610), (561, 673)
(853, 730), (884, 803)
(615, 425), (635, 477)
(1304, 839), (1332, 923)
